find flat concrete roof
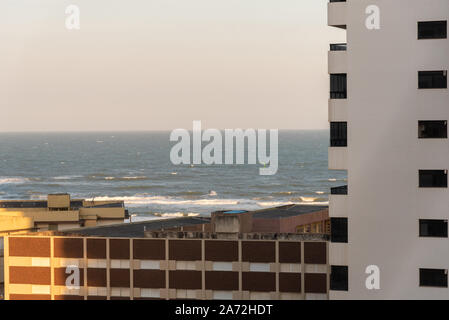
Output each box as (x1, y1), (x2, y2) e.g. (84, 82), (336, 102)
(0, 200), (84, 209)
(252, 204), (328, 219)
(61, 217), (210, 238)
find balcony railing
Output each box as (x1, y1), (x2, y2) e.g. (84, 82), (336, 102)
(330, 43), (347, 51)
(331, 185), (348, 195)
(330, 74), (347, 99)
(330, 122), (347, 147)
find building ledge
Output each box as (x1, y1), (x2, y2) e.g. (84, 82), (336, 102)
(329, 147), (348, 170)
(328, 1), (347, 29)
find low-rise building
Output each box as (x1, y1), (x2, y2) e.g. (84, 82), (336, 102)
(0, 193), (128, 299)
(2, 215), (330, 300)
(0, 194), (127, 232)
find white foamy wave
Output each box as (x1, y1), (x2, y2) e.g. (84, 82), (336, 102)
(300, 196), (318, 203)
(122, 176), (147, 180)
(53, 175), (82, 180)
(30, 194), (48, 200)
(153, 212), (201, 218)
(86, 195), (328, 214)
(208, 190), (217, 196)
(0, 177), (29, 184)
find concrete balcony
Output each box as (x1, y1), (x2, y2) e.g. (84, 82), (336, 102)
(329, 242), (348, 266)
(329, 191), (348, 218)
(328, 147), (348, 170)
(328, 48), (347, 74)
(328, 1), (347, 29)
(328, 99), (347, 122)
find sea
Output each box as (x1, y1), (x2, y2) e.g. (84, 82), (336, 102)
(0, 131), (346, 220)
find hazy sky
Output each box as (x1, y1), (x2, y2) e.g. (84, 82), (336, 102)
(0, 0), (345, 132)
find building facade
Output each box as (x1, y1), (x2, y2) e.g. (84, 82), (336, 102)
(328, 0), (449, 299)
(0, 194), (127, 232)
(0, 193), (128, 300)
(3, 234), (329, 300)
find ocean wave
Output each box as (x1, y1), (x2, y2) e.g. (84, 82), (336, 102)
(122, 176), (147, 180)
(152, 212), (201, 218)
(290, 196), (328, 203)
(86, 195), (328, 213)
(0, 177), (29, 184)
(114, 185), (165, 191)
(171, 191), (205, 197)
(273, 191), (296, 196)
(53, 175), (83, 180)
(100, 176), (148, 181)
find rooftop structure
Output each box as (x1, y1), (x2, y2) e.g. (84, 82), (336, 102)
(0, 194), (128, 234)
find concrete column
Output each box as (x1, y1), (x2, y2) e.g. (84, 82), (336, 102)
(275, 240), (279, 300)
(201, 239), (205, 300)
(50, 237), (54, 300)
(238, 240), (242, 293)
(83, 238), (87, 300)
(130, 239), (134, 300)
(301, 241), (305, 300)
(106, 238), (110, 300)
(165, 238), (169, 299)
(4, 236), (9, 300)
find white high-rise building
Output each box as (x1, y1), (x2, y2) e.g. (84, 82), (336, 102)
(328, 0), (449, 299)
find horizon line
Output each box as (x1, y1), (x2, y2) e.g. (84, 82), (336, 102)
(0, 128), (329, 134)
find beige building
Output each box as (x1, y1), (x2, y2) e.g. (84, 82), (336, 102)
(2, 216), (329, 300)
(328, 0), (449, 299)
(0, 193), (127, 299)
(0, 194), (127, 232)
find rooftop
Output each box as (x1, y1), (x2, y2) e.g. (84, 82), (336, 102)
(61, 217), (211, 238)
(0, 200), (84, 209)
(252, 204), (328, 219)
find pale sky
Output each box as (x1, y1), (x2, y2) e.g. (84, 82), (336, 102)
(0, 0), (345, 132)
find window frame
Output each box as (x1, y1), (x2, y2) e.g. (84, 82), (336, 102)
(418, 120), (448, 139)
(419, 219), (448, 238)
(419, 268), (448, 288)
(330, 217), (348, 243)
(418, 21), (447, 40)
(330, 265), (349, 291)
(330, 73), (347, 99)
(330, 122), (348, 147)
(418, 71), (448, 89)
(419, 170), (448, 188)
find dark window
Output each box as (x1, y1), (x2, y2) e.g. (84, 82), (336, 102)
(330, 266), (348, 291)
(418, 121), (447, 139)
(330, 43), (347, 51)
(419, 220), (448, 238)
(330, 74), (347, 99)
(330, 122), (347, 147)
(418, 21), (447, 39)
(420, 269), (448, 288)
(419, 71), (447, 89)
(419, 170), (448, 188)
(331, 218), (348, 243)
(331, 185), (348, 195)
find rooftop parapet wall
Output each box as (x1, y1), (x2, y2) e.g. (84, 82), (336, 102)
(145, 231), (329, 241)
